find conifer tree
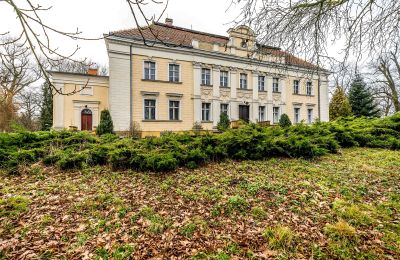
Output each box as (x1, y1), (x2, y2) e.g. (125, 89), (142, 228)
(348, 75), (380, 117)
(96, 109), (114, 135)
(329, 87), (352, 120)
(217, 112), (230, 132)
(279, 113), (292, 127)
(39, 83), (53, 130)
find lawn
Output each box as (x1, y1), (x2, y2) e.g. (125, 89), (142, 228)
(1, 148), (399, 259)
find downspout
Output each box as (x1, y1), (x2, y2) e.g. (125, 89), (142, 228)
(130, 45), (133, 129)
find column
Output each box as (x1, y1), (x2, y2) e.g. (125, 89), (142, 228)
(252, 72), (259, 122)
(53, 82), (65, 129)
(230, 69), (238, 120)
(280, 77), (287, 114)
(193, 62), (202, 123)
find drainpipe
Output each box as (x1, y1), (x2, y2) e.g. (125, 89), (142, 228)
(130, 45), (133, 129)
(318, 72), (321, 120)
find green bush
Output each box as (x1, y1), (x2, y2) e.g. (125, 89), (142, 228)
(279, 114), (292, 127)
(217, 113), (230, 132)
(96, 109), (114, 136)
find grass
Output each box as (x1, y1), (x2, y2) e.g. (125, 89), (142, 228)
(0, 148), (399, 258)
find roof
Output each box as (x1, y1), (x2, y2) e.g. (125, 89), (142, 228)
(48, 71), (109, 78)
(109, 22), (318, 70)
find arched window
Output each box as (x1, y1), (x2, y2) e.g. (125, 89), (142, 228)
(81, 108), (93, 131)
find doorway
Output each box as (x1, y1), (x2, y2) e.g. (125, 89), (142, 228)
(81, 108), (93, 131)
(239, 105), (250, 122)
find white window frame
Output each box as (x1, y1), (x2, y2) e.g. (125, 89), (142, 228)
(202, 102), (211, 121)
(258, 76), (265, 91)
(143, 98), (157, 120)
(220, 103), (229, 116)
(306, 81), (313, 96)
(293, 80), (300, 94)
(168, 63), (180, 82)
(294, 107), (300, 123)
(220, 71), (229, 87)
(307, 108), (313, 124)
(143, 60), (156, 80)
(240, 73), (248, 89)
(273, 106), (280, 124)
(273, 78), (279, 93)
(201, 68), (211, 85)
(168, 99), (180, 120)
(258, 106), (266, 122)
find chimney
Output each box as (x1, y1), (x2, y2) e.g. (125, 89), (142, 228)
(87, 68), (98, 76)
(165, 18), (173, 26)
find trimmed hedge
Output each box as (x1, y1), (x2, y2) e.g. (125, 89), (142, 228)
(1, 113), (400, 173)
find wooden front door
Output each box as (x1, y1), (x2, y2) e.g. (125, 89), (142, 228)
(239, 105), (250, 122)
(81, 109), (93, 131)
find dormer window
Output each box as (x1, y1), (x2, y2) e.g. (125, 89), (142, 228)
(241, 40), (247, 48)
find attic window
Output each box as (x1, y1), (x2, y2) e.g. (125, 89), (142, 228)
(241, 40), (247, 48)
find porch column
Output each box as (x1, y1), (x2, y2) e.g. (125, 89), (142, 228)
(193, 62), (202, 123)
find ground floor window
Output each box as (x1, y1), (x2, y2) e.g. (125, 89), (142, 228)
(144, 99), (156, 120)
(169, 100), (180, 120)
(220, 103), (229, 115)
(202, 103), (211, 121)
(273, 107), (280, 124)
(259, 106), (266, 122)
(294, 108), (300, 123)
(307, 108), (313, 124)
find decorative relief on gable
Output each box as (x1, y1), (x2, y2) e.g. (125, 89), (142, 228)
(258, 92), (268, 101)
(273, 94), (281, 102)
(237, 90), (252, 100)
(220, 89), (231, 98)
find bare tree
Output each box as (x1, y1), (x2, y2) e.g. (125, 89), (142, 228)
(15, 88), (42, 131)
(0, 36), (40, 131)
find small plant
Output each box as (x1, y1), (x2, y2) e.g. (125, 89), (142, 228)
(112, 244), (134, 260)
(225, 195), (249, 214)
(217, 113), (230, 132)
(96, 109), (114, 136)
(324, 220), (357, 240)
(0, 196), (30, 218)
(263, 225), (295, 250)
(279, 113), (292, 127)
(133, 206), (171, 234)
(192, 121), (203, 135)
(251, 206), (267, 219)
(179, 217), (208, 238)
(128, 121), (142, 139)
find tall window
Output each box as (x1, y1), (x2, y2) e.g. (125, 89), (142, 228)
(144, 99), (156, 120)
(273, 78), (279, 92)
(258, 76), (265, 91)
(294, 108), (300, 123)
(169, 100), (180, 120)
(293, 80), (300, 94)
(201, 68), (211, 85)
(202, 103), (211, 121)
(307, 108), (313, 124)
(273, 107), (280, 124)
(144, 61), (156, 80)
(220, 103), (229, 115)
(258, 106), (266, 121)
(220, 71), (229, 87)
(306, 81), (313, 95)
(169, 64), (180, 82)
(240, 73), (248, 89)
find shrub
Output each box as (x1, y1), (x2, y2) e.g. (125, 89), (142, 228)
(128, 121), (142, 139)
(263, 225), (296, 250)
(324, 220), (357, 241)
(279, 114), (292, 127)
(217, 113), (230, 132)
(96, 109), (114, 136)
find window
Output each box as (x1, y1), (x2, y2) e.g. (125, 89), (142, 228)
(293, 80), (300, 94)
(294, 108), (300, 123)
(258, 76), (265, 91)
(220, 71), (229, 87)
(273, 107), (280, 124)
(220, 103), (229, 115)
(202, 103), (211, 121)
(273, 78), (279, 92)
(144, 99), (156, 120)
(169, 64), (180, 82)
(258, 106), (266, 122)
(201, 68), (211, 85)
(169, 100), (180, 120)
(307, 108), (313, 124)
(240, 73), (248, 89)
(306, 81), (313, 95)
(144, 61), (156, 80)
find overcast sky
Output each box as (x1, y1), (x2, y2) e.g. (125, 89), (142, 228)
(0, 0), (240, 66)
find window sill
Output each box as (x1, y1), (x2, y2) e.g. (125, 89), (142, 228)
(142, 79), (183, 84)
(201, 84), (213, 87)
(219, 86), (230, 89)
(142, 120), (182, 122)
(201, 121), (213, 123)
(237, 88), (252, 91)
(293, 93), (315, 97)
(272, 91), (281, 94)
(258, 90), (267, 93)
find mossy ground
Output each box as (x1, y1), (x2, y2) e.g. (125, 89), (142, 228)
(0, 148), (399, 259)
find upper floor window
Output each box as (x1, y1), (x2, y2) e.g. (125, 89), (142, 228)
(307, 108), (313, 124)
(273, 77), (279, 93)
(144, 99), (156, 120)
(169, 64), (180, 82)
(220, 71), (229, 87)
(220, 103), (229, 115)
(240, 73), (248, 89)
(293, 80), (300, 94)
(259, 106), (266, 122)
(273, 106), (280, 124)
(306, 81), (313, 95)
(201, 68), (211, 85)
(169, 100), (180, 120)
(144, 61), (156, 80)
(258, 76), (265, 91)
(294, 108), (300, 123)
(202, 103), (211, 121)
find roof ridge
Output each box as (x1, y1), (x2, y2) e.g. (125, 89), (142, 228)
(153, 21), (229, 40)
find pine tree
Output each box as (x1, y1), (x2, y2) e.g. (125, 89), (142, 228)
(279, 113), (292, 127)
(39, 83), (53, 130)
(329, 87), (352, 120)
(96, 109), (114, 135)
(348, 75), (380, 117)
(217, 112), (230, 131)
